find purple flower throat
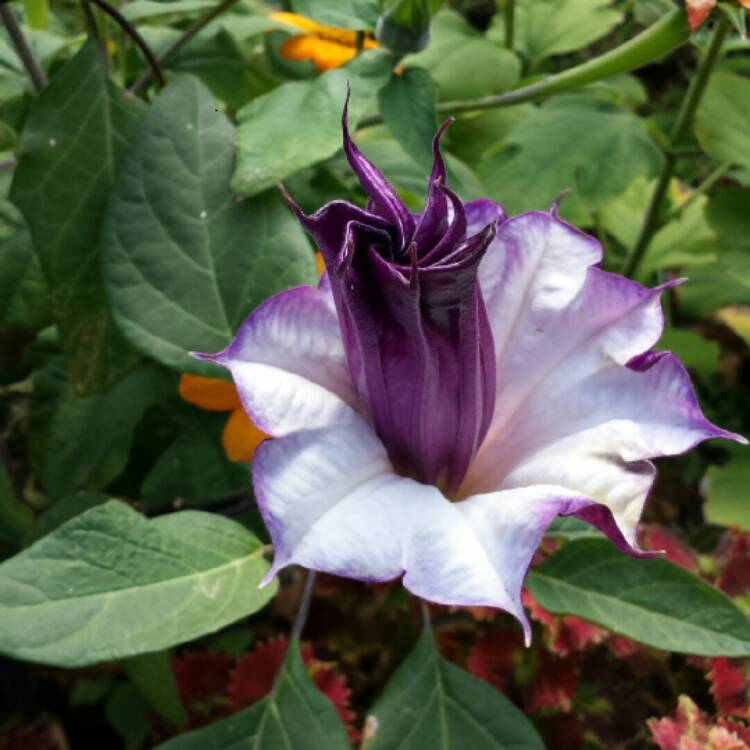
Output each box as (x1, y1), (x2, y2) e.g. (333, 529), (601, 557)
(281, 96), (502, 494)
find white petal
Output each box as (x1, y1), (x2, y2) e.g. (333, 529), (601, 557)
(253, 415), (614, 640)
(196, 285), (359, 436)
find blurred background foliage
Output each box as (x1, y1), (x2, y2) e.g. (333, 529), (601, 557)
(1, 0), (750, 748)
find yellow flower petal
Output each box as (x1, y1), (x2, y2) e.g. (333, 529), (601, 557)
(178, 373), (240, 412)
(280, 34), (359, 70)
(222, 407), (268, 463)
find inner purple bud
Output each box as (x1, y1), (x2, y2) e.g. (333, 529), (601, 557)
(281, 95), (501, 493)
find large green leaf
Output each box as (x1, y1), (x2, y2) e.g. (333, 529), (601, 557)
(103, 75), (315, 375)
(478, 97), (662, 224)
(155, 638), (350, 750)
(0, 501), (277, 666)
(29, 358), (171, 498)
(406, 10), (520, 101)
(362, 626), (543, 749)
(122, 0), (216, 22)
(10, 42), (144, 394)
(489, 0), (623, 61)
(526, 539), (750, 656)
(378, 67), (437, 170)
(695, 71), (750, 169)
(233, 50), (395, 197)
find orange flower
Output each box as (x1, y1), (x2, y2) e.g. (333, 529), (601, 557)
(269, 11), (378, 70)
(685, 0), (750, 30)
(179, 374), (267, 462)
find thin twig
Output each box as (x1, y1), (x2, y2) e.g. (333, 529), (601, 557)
(129, 0), (242, 94)
(0, 3), (47, 92)
(622, 15), (730, 278)
(80, 0), (107, 65)
(86, 0), (165, 88)
(290, 569), (317, 642)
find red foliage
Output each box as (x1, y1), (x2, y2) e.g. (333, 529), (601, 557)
(227, 636), (357, 739)
(639, 525), (700, 573)
(717, 533), (750, 598)
(710, 659), (749, 718)
(172, 651), (232, 724)
(524, 591), (606, 656)
(467, 628), (524, 690)
(649, 695), (750, 749)
(525, 656), (577, 714)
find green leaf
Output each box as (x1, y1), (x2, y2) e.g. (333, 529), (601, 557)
(489, 0), (623, 62)
(0, 197), (50, 331)
(704, 455), (750, 532)
(141, 409), (247, 510)
(29, 359), (171, 498)
(406, 10), (520, 101)
(10, 42), (144, 395)
(546, 516), (603, 541)
(378, 68), (437, 170)
(362, 626), (544, 749)
(695, 71), (750, 169)
(154, 639), (350, 750)
(121, 0), (216, 22)
(106, 683), (151, 748)
(717, 305), (750, 347)
(25, 492), (110, 545)
(233, 50), (395, 197)
(526, 538), (750, 656)
(124, 650), (187, 725)
(706, 187), (750, 255)
(0, 501), (277, 666)
(290, 0), (380, 29)
(479, 97), (662, 224)
(657, 327), (719, 378)
(103, 75), (315, 375)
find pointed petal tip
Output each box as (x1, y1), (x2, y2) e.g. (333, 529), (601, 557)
(190, 350), (222, 363)
(550, 188), (573, 216)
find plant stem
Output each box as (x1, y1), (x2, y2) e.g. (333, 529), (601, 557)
(290, 569), (317, 642)
(0, 2), (47, 92)
(80, 0), (107, 65)
(87, 0), (165, 88)
(622, 14), (730, 278)
(129, 0), (242, 94)
(504, 0), (514, 50)
(420, 599), (431, 629)
(359, 8), (690, 128)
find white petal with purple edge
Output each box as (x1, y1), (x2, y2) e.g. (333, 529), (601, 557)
(465, 209), (745, 546)
(252, 412), (625, 641)
(194, 285), (360, 436)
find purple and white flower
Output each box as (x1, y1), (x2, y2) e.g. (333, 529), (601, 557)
(196, 101), (744, 641)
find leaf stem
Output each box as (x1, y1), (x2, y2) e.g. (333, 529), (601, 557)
(290, 569), (317, 642)
(0, 2), (47, 92)
(504, 0), (514, 50)
(129, 0), (242, 94)
(622, 15), (730, 278)
(359, 8), (690, 128)
(86, 0), (165, 88)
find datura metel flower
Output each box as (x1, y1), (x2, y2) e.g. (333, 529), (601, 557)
(195, 98), (745, 642)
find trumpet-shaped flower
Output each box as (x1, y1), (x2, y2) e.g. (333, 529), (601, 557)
(195, 101), (744, 641)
